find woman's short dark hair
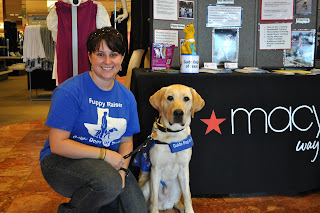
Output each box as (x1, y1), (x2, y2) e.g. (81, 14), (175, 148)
(86, 27), (126, 56)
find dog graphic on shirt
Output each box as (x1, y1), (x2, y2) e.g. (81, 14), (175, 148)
(84, 108), (126, 147)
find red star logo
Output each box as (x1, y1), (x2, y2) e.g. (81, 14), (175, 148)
(200, 109), (226, 135)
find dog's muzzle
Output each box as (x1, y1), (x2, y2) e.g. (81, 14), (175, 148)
(173, 109), (184, 124)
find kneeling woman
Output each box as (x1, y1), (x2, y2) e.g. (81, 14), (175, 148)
(39, 27), (147, 213)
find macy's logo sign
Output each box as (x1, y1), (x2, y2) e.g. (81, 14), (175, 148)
(201, 105), (319, 163)
(230, 105), (320, 136)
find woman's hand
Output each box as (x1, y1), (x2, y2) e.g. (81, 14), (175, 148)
(104, 149), (125, 170)
(116, 136), (133, 188)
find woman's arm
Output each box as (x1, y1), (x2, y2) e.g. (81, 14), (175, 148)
(49, 127), (101, 159)
(117, 136), (134, 188)
(49, 127), (125, 169)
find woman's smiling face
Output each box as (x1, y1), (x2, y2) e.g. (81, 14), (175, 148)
(88, 40), (124, 81)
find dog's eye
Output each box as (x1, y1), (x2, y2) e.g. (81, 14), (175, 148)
(167, 96), (173, 101)
(184, 97), (190, 102)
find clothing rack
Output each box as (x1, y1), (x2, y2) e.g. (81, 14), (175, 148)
(26, 0), (125, 101)
(24, 24), (53, 101)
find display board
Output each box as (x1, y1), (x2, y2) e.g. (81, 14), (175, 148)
(152, 0), (318, 68)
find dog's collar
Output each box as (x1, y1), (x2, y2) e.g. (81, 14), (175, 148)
(155, 117), (185, 133)
(154, 140), (169, 145)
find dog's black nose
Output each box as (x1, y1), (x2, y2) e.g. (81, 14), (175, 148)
(173, 109), (184, 117)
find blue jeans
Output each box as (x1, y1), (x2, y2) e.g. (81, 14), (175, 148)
(40, 154), (147, 213)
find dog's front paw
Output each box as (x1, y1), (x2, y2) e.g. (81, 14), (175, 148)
(149, 205), (159, 213)
(150, 209), (159, 213)
(185, 207), (194, 213)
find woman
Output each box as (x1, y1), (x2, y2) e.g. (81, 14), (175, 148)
(39, 27), (147, 213)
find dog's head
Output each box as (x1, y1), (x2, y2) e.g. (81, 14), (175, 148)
(183, 24), (195, 38)
(150, 84), (205, 130)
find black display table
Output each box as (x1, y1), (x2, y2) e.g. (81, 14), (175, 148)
(130, 68), (320, 196)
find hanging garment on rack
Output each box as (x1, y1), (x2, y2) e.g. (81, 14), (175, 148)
(130, 0), (151, 51)
(40, 26), (55, 71)
(47, 0), (111, 85)
(23, 25), (46, 72)
(122, 0), (151, 75)
(55, 0), (96, 84)
(40, 27), (55, 63)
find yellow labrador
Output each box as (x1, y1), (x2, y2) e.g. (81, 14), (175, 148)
(137, 84), (205, 213)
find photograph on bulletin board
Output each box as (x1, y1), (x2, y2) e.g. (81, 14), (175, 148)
(284, 29), (315, 67)
(212, 28), (239, 65)
(179, 0), (194, 19)
(295, 0), (312, 15)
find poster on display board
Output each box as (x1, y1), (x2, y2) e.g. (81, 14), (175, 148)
(284, 29), (316, 67)
(154, 0), (178, 21)
(212, 28), (239, 65)
(206, 6), (242, 28)
(179, 0), (194, 19)
(261, 0), (294, 21)
(295, 0), (312, 15)
(151, 43), (175, 71)
(154, 29), (179, 47)
(259, 23), (292, 50)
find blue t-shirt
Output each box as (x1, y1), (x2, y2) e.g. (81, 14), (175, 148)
(39, 72), (140, 162)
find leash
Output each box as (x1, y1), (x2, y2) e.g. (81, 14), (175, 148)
(122, 133), (169, 159)
(123, 117), (186, 159)
(123, 135), (153, 159)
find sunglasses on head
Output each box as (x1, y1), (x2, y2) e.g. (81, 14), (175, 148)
(89, 27), (123, 41)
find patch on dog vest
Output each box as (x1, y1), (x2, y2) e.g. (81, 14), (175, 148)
(132, 135), (193, 172)
(169, 135), (193, 153)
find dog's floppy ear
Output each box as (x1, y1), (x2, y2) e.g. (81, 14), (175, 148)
(149, 87), (168, 115)
(190, 88), (205, 118)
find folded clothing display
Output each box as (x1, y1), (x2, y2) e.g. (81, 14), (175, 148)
(8, 63), (25, 70)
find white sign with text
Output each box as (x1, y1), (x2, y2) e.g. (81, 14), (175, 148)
(154, 29), (179, 47)
(154, 0), (178, 20)
(259, 23), (292, 50)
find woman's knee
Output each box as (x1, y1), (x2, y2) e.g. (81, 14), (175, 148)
(41, 156), (123, 199)
(119, 171), (148, 212)
(90, 169), (123, 197)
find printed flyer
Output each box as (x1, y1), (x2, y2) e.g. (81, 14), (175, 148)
(151, 43), (175, 71)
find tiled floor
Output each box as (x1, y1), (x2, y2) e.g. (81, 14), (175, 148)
(1, 120), (320, 213)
